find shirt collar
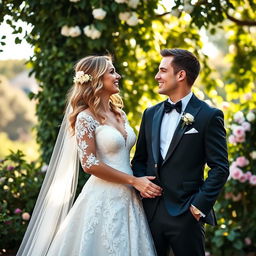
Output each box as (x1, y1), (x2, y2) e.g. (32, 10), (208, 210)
(168, 91), (193, 112)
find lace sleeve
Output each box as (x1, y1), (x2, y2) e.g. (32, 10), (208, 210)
(75, 111), (100, 171)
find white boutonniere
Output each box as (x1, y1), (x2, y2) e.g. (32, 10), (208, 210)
(181, 112), (194, 128)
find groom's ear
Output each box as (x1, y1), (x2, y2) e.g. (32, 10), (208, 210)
(177, 70), (186, 82)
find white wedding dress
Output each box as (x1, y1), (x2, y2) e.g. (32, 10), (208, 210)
(46, 111), (157, 256)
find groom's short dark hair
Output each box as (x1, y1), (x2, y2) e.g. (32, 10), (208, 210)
(160, 48), (200, 86)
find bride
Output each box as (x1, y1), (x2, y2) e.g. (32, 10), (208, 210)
(17, 55), (162, 256)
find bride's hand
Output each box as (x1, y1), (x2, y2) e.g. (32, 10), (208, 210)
(133, 176), (162, 198)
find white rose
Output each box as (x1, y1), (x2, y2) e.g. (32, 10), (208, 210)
(69, 0), (80, 2)
(242, 121), (251, 131)
(61, 25), (70, 37)
(183, 4), (194, 14)
(83, 25), (101, 39)
(119, 12), (131, 21)
(246, 111), (255, 122)
(184, 113), (194, 122)
(90, 28), (101, 39)
(83, 26), (92, 37)
(74, 71), (92, 84)
(69, 26), (81, 37)
(126, 12), (139, 26)
(181, 113), (194, 127)
(250, 151), (256, 159)
(234, 111), (245, 124)
(115, 0), (127, 3)
(127, 0), (140, 9)
(92, 8), (107, 20)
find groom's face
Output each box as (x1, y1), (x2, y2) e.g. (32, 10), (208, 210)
(155, 56), (179, 96)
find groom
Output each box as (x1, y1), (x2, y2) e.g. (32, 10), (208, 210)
(132, 49), (229, 256)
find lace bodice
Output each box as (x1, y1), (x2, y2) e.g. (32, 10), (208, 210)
(75, 111), (136, 174)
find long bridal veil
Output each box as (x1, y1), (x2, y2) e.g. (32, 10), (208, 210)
(17, 105), (79, 256)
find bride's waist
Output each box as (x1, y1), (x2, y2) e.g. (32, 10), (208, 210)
(99, 161), (133, 175)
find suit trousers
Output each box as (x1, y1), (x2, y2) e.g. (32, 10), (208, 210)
(148, 198), (205, 256)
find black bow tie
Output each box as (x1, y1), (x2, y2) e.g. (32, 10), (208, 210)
(164, 100), (182, 114)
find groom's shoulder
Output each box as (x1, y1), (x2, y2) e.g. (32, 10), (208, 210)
(198, 98), (223, 117)
(141, 101), (164, 120)
(145, 101), (164, 112)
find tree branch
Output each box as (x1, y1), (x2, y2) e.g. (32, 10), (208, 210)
(225, 12), (256, 26)
(223, 0), (256, 26)
(156, 11), (171, 18)
(156, 7), (256, 27)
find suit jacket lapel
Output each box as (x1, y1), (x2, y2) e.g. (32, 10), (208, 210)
(162, 94), (202, 165)
(151, 102), (165, 165)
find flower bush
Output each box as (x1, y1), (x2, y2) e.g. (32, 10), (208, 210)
(0, 150), (44, 251)
(206, 108), (256, 256)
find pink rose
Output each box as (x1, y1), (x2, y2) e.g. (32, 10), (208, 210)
(249, 175), (256, 185)
(7, 166), (14, 171)
(245, 171), (252, 180)
(14, 208), (22, 214)
(241, 122), (251, 131)
(244, 237), (252, 245)
(235, 135), (245, 143)
(228, 135), (236, 144)
(230, 167), (243, 180)
(238, 174), (247, 183)
(229, 162), (237, 179)
(236, 156), (249, 167)
(229, 162), (237, 170)
(233, 126), (245, 138)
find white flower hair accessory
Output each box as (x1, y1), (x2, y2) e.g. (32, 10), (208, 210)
(73, 71), (93, 84)
(181, 112), (194, 128)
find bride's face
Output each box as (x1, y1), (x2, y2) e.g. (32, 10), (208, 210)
(101, 61), (121, 95)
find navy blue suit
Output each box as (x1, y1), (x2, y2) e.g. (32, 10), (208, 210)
(132, 94), (229, 255)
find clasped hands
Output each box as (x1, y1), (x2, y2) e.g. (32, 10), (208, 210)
(133, 176), (162, 198)
(133, 176), (201, 221)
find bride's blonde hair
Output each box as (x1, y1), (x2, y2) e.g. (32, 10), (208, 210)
(68, 55), (123, 133)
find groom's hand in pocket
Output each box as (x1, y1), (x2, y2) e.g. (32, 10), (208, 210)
(189, 206), (201, 221)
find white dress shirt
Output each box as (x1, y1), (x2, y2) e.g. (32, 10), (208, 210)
(160, 91), (193, 159)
